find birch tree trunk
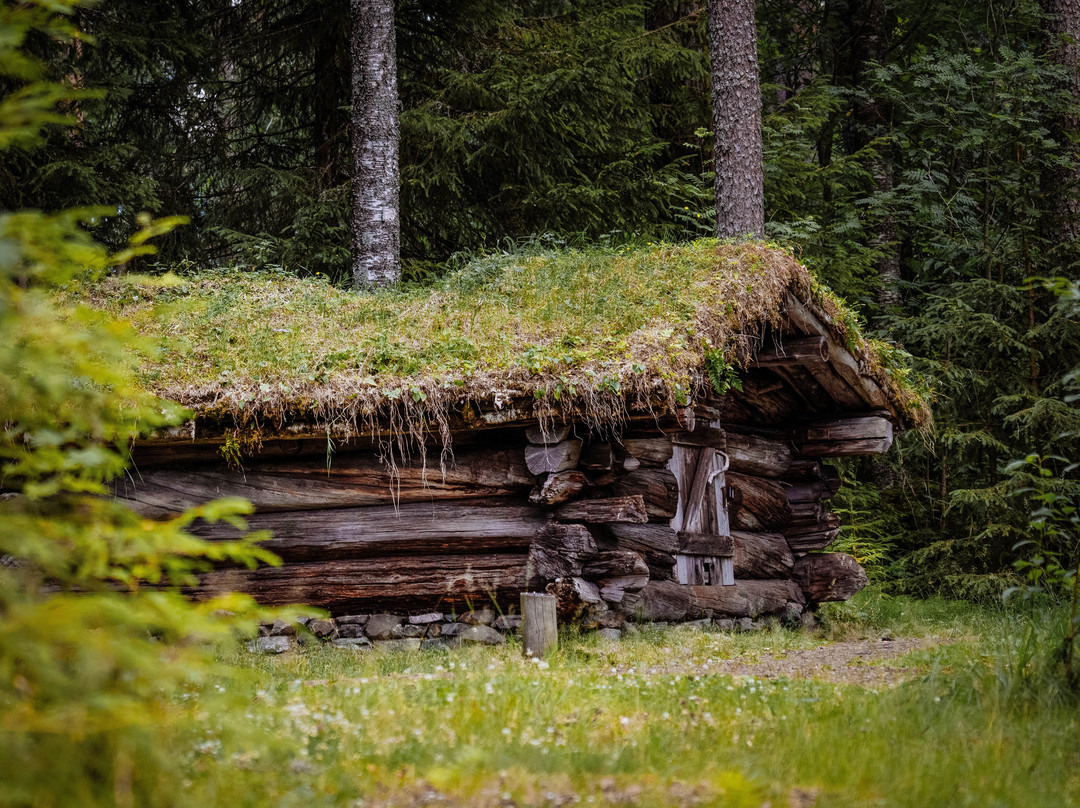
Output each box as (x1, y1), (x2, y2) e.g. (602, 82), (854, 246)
(707, 0), (764, 239)
(350, 0), (400, 288)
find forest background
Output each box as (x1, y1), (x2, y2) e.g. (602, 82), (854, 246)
(7, 0), (1080, 597)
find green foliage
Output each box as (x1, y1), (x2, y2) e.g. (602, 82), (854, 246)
(0, 6), (280, 804)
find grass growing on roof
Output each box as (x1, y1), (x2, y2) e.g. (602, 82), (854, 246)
(73, 240), (929, 438)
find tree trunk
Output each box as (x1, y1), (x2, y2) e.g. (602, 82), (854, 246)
(350, 0), (400, 288)
(707, 0), (764, 238)
(1044, 0), (1080, 242)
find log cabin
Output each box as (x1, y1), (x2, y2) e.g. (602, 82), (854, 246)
(105, 241), (929, 623)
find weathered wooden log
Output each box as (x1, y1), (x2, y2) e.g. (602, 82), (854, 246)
(581, 551), (649, 578)
(598, 575), (650, 604)
(784, 512), (840, 537)
(606, 523), (679, 556)
(724, 431), (793, 478)
(196, 553), (528, 612)
(612, 469), (679, 519)
(525, 439), (582, 475)
(114, 446), (535, 517)
(781, 293), (893, 412)
(677, 531), (734, 556)
(529, 470), (589, 505)
(686, 579), (805, 618)
(784, 482), (827, 504)
(789, 500), (824, 521)
(786, 529), (841, 553)
(738, 578), (807, 613)
(554, 496), (648, 524)
(726, 471), (791, 531)
(794, 553), (868, 603)
(521, 592), (558, 657)
(545, 576), (603, 619)
(731, 531), (795, 579)
(750, 336), (829, 368)
(620, 437), (674, 466)
(188, 499), (547, 561)
(797, 415), (894, 457)
(525, 523), (597, 584)
(525, 424), (573, 445)
(619, 580), (690, 621)
(674, 427), (792, 478)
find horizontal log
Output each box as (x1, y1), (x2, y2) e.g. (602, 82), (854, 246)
(726, 471), (791, 531)
(613, 469), (679, 519)
(529, 470), (589, 505)
(731, 531), (795, 579)
(687, 579), (805, 618)
(677, 531), (734, 556)
(196, 553), (529, 612)
(798, 415), (894, 457)
(113, 445), (535, 517)
(620, 437), (674, 466)
(554, 496), (648, 524)
(674, 427), (793, 478)
(750, 336), (829, 368)
(525, 439), (582, 475)
(581, 550), (650, 578)
(526, 523), (598, 584)
(785, 529), (841, 553)
(606, 523), (679, 556)
(598, 574), (650, 603)
(188, 499), (547, 561)
(781, 293), (893, 413)
(620, 580), (690, 621)
(784, 512), (840, 537)
(794, 553), (868, 603)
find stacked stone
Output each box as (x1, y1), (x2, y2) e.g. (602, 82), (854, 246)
(247, 607), (817, 654)
(248, 608), (519, 654)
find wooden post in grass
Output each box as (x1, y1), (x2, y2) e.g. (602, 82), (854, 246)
(521, 592), (557, 658)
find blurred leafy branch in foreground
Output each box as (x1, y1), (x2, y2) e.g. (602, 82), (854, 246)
(0, 3), (279, 803)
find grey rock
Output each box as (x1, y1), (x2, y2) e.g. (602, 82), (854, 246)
(798, 610), (819, 631)
(493, 614), (522, 631)
(714, 618), (736, 631)
(248, 636), (291, 654)
(597, 611), (625, 630)
(425, 623), (443, 638)
(307, 619), (337, 639)
(596, 628), (622, 641)
(409, 612), (444, 625)
(335, 614), (369, 625)
(682, 619), (713, 631)
(737, 618), (755, 632)
(364, 614), (405, 640)
(332, 637), (372, 650)
(391, 624), (425, 639)
(458, 608), (496, 626)
(440, 623), (467, 637)
(420, 638), (451, 651)
(374, 638), (422, 652)
(457, 625), (506, 645)
(336, 623), (367, 639)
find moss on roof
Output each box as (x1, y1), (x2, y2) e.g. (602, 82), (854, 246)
(73, 240), (930, 441)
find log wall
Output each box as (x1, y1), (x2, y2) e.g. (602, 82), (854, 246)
(122, 409), (878, 620)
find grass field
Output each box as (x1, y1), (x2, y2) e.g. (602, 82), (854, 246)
(162, 592), (1079, 808)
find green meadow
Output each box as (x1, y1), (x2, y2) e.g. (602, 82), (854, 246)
(158, 593), (1078, 808)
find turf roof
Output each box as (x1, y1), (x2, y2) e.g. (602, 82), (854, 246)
(76, 240), (930, 441)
